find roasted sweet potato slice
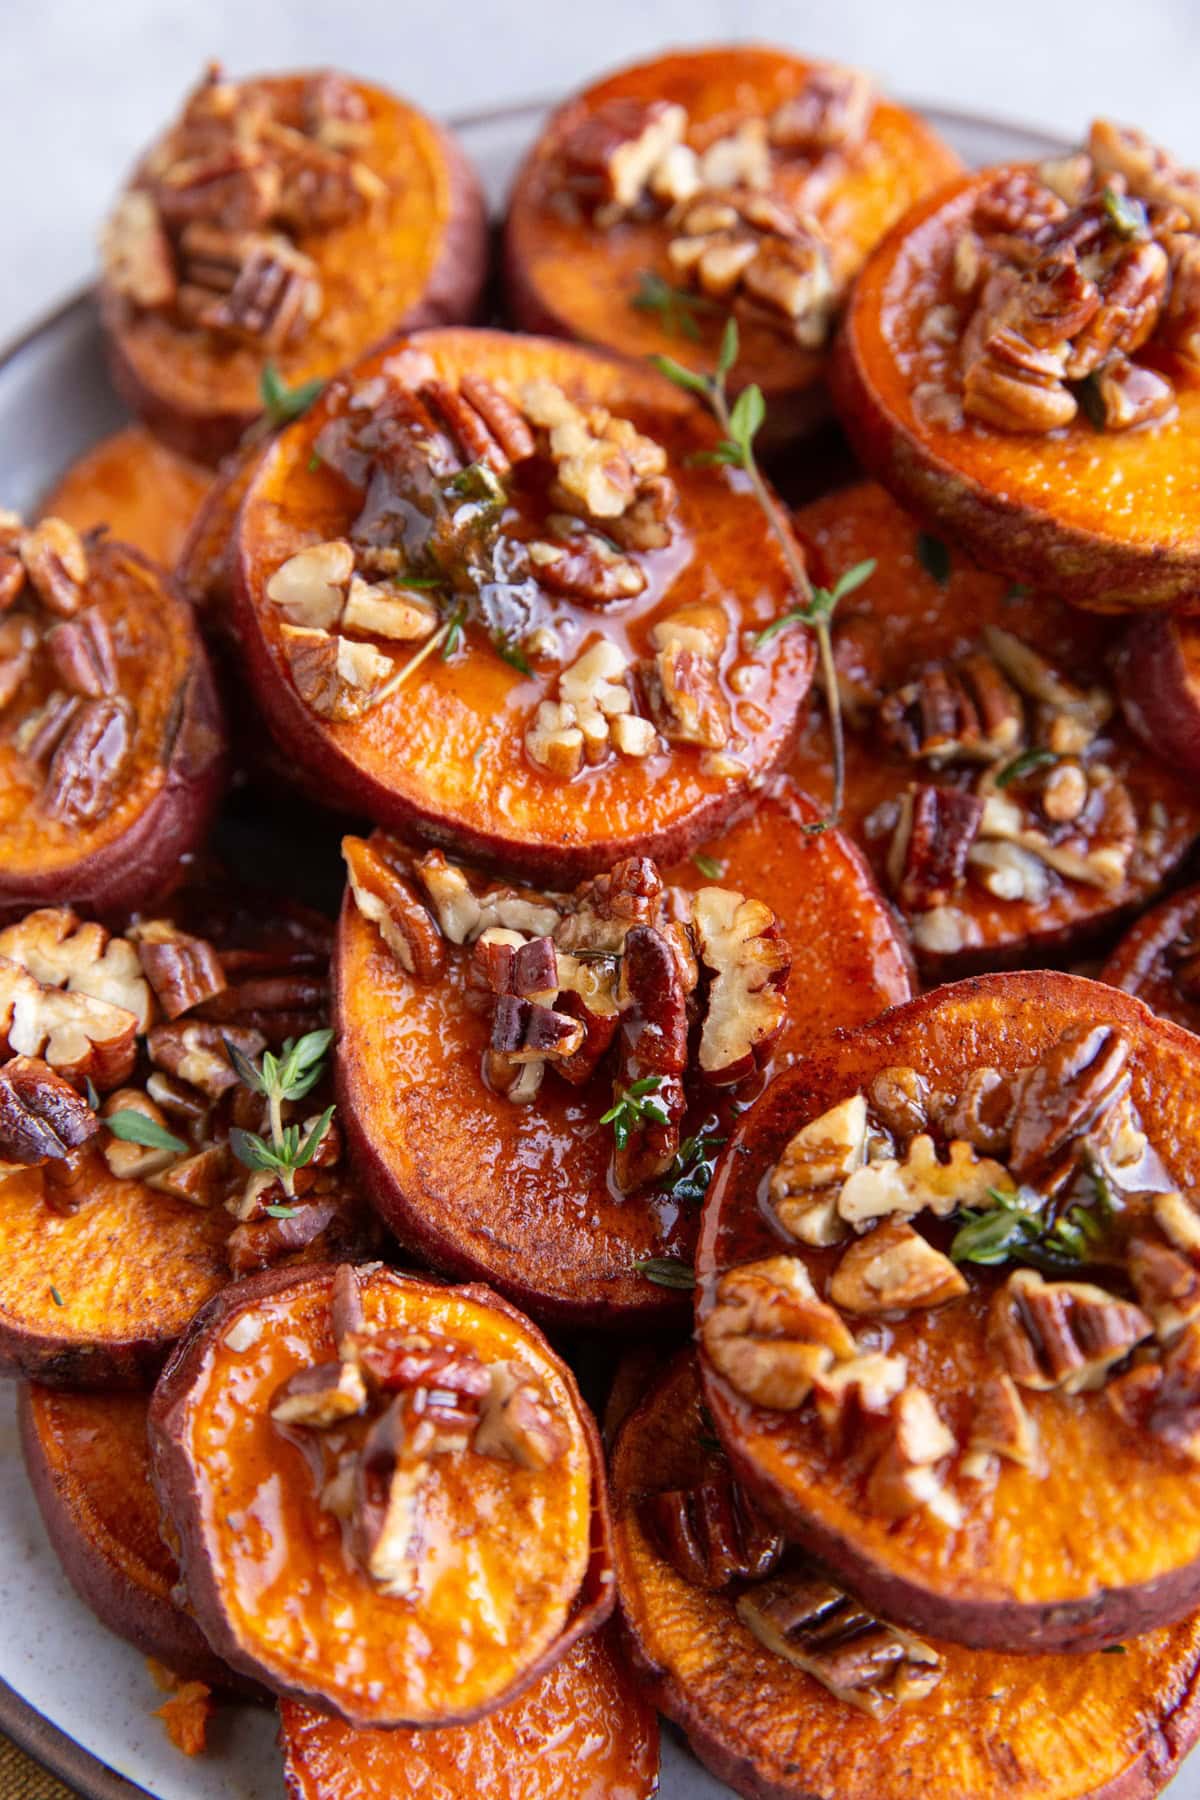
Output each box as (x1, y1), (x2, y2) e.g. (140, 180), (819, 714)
(0, 894), (365, 1385)
(231, 327), (816, 881)
(99, 66), (487, 462)
(695, 971), (1200, 1652)
(788, 482), (1200, 976)
(832, 132), (1200, 610)
(1101, 884), (1200, 1036)
(613, 1353), (1200, 1800)
(40, 427), (211, 569)
(0, 517), (225, 920)
(334, 784), (912, 1328)
(18, 1384), (230, 1684)
(1119, 614), (1200, 779)
(149, 1262), (614, 1726)
(504, 47), (959, 444)
(279, 1626), (658, 1800)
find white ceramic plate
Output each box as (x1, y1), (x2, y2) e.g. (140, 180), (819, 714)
(2, 93), (1194, 1800)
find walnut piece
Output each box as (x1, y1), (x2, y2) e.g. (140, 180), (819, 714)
(0, 910), (151, 1027)
(988, 1268), (1152, 1393)
(279, 624), (394, 722)
(737, 1575), (942, 1718)
(691, 887), (790, 1084)
(829, 1216), (968, 1315)
(0, 959), (139, 1091)
(701, 1255), (857, 1410)
(838, 1133), (1011, 1227)
(769, 1095), (867, 1247)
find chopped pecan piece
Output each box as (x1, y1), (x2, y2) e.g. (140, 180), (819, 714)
(640, 641), (731, 749)
(155, 142), (280, 233)
(769, 1094), (867, 1247)
(100, 191), (178, 309)
(413, 851), (560, 945)
(737, 1575), (942, 1717)
(342, 835), (445, 981)
(878, 654), (1024, 764)
(691, 887), (790, 1084)
(1128, 1235), (1200, 1343)
(553, 855), (662, 954)
(612, 924), (688, 1191)
(1088, 119), (1200, 230)
(19, 517), (88, 618)
(963, 1372), (1040, 1476)
(838, 1134), (1010, 1227)
(226, 1195), (341, 1275)
(830, 1217), (967, 1315)
(176, 224), (321, 348)
(812, 1352), (909, 1457)
(0, 617), (37, 712)
(419, 376), (536, 478)
(558, 97), (687, 212)
(100, 1088), (180, 1181)
(865, 1385), (960, 1522)
(39, 697), (132, 826)
(520, 379), (672, 528)
(930, 1067), (1014, 1155)
(271, 1358), (368, 1428)
(473, 1360), (568, 1470)
(0, 1055), (98, 1168)
(341, 576), (437, 642)
(1008, 1025), (1131, 1187)
(148, 1143), (229, 1208)
(44, 608), (118, 699)
(650, 603), (728, 662)
(1109, 1322), (1200, 1461)
(147, 1020), (266, 1099)
(768, 65), (875, 152)
(0, 914), (151, 1033)
(353, 1398), (424, 1597)
(701, 1255), (857, 1411)
(279, 624), (394, 722)
(642, 1473), (783, 1590)
(888, 783), (985, 912)
(867, 1066), (929, 1141)
(988, 1268), (1152, 1393)
(134, 921), (228, 1020)
(265, 540), (354, 628)
(528, 526), (646, 606)
(261, 118), (374, 231)
(490, 994), (584, 1063)
(0, 961), (139, 1090)
(1089, 354), (1175, 428)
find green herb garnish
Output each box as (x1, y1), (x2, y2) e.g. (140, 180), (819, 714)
(755, 559), (876, 644)
(631, 270), (722, 341)
(225, 1030), (335, 1197)
(259, 364), (326, 433)
(950, 1186), (1045, 1266)
(651, 317), (853, 824)
(103, 1111), (188, 1156)
(49, 1286), (64, 1308)
(995, 746), (1059, 788)
(493, 635), (532, 675)
(916, 532), (951, 585)
(633, 1256), (697, 1290)
(601, 1076), (671, 1151)
(1102, 186), (1149, 240)
(692, 853), (725, 880)
(264, 1203), (300, 1219)
(659, 1133), (727, 1208)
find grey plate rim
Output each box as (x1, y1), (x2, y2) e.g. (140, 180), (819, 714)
(0, 86), (1065, 1800)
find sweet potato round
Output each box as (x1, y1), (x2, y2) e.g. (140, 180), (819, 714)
(232, 327), (816, 881)
(279, 1626), (658, 1800)
(148, 1262), (614, 1727)
(334, 783), (913, 1329)
(613, 1353), (1200, 1800)
(0, 536), (226, 921)
(1118, 614), (1200, 780)
(40, 427), (211, 570)
(788, 481), (1200, 976)
(504, 46), (959, 444)
(101, 71), (488, 464)
(696, 972), (1200, 1653)
(1101, 885), (1200, 1037)
(18, 1384), (230, 1685)
(832, 168), (1200, 611)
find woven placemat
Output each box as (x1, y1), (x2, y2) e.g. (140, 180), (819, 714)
(0, 1730), (76, 1799)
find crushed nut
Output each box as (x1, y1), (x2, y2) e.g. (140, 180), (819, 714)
(271, 1358), (368, 1427)
(473, 1361), (568, 1470)
(737, 1575), (942, 1717)
(829, 1216), (968, 1314)
(0, 1055), (98, 1169)
(343, 835), (446, 980)
(988, 1267), (1152, 1393)
(701, 1255), (856, 1410)
(691, 887), (790, 1084)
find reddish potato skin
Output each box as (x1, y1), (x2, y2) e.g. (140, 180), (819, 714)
(1101, 885), (1200, 1037)
(17, 1385), (232, 1686)
(696, 972), (1200, 1654)
(148, 1263), (616, 1725)
(102, 101), (489, 466)
(831, 173), (1200, 613)
(0, 636), (226, 926)
(1118, 615), (1200, 780)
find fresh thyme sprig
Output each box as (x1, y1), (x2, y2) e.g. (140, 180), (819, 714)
(631, 270), (724, 341)
(951, 1168), (1119, 1274)
(658, 1132), (727, 1208)
(252, 363), (326, 439)
(224, 1029), (335, 1198)
(651, 319), (862, 823)
(601, 1075), (671, 1151)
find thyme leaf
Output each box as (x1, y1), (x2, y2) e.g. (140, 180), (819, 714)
(995, 746), (1059, 788)
(258, 364), (325, 433)
(104, 1111), (188, 1156)
(692, 852), (725, 879)
(633, 1256), (696, 1290)
(1102, 186), (1149, 240)
(631, 270), (722, 340)
(601, 1076), (670, 1151)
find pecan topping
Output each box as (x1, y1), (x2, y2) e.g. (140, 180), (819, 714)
(642, 1472), (783, 1590)
(342, 835), (446, 981)
(226, 1195), (342, 1275)
(640, 640), (731, 750)
(413, 850), (560, 945)
(271, 1359), (369, 1428)
(0, 618), (38, 713)
(668, 190), (836, 346)
(736, 1576), (942, 1718)
(887, 783), (985, 912)
(147, 1021), (266, 1099)
(829, 1216), (967, 1315)
(612, 924), (688, 1191)
(0, 1055), (98, 1169)
(0, 960), (139, 1091)
(837, 1134), (1010, 1228)
(769, 1095), (867, 1248)
(0, 910), (151, 1026)
(879, 655), (1023, 764)
(519, 379), (674, 533)
(100, 1088), (180, 1182)
(279, 624), (394, 722)
(175, 224), (321, 349)
(19, 518), (88, 617)
(44, 608), (118, 699)
(266, 540), (354, 629)
(964, 1372), (1040, 1476)
(100, 192), (178, 309)
(1007, 1025), (1131, 1187)
(552, 855), (661, 954)
(473, 1361), (568, 1470)
(701, 1255), (857, 1411)
(769, 66), (875, 153)
(134, 921), (228, 1020)
(353, 1399), (425, 1598)
(559, 98), (688, 212)
(1128, 1234), (1200, 1344)
(691, 887), (790, 1084)
(988, 1267), (1152, 1393)
(1109, 1322), (1200, 1462)
(865, 1385), (960, 1523)
(526, 638), (650, 778)
(39, 698), (133, 826)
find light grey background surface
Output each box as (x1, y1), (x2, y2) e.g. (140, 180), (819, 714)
(3, 0), (1200, 344)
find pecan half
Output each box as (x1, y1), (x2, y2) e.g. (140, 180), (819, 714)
(0, 617), (37, 713)
(768, 65), (876, 153)
(342, 835), (445, 981)
(701, 1255), (857, 1410)
(39, 698), (132, 826)
(176, 224), (321, 348)
(1008, 1025), (1131, 1187)
(44, 608), (118, 699)
(887, 783), (985, 912)
(964, 1371), (1040, 1475)
(19, 517), (89, 618)
(135, 922), (227, 1020)
(737, 1575), (942, 1717)
(642, 1472), (783, 1590)
(878, 654), (1024, 765)
(147, 1020), (265, 1099)
(612, 924), (688, 1191)
(0, 1055), (98, 1167)
(559, 98), (687, 212)
(988, 1267), (1152, 1393)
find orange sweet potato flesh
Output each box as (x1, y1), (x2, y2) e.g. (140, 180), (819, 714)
(832, 168), (1200, 611)
(18, 1385), (230, 1684)
(613, 1353), (1200, 1800)
(102, 73), (488, 464)
(148, 1262), (614, 1727)
(788, 481), (1200, 976)
(334, 783), (914, 1329)
(0, 538), (225, 919)
(1101, 884), (1200, 1037)
(695, 972), (1200, 1652)
(504, 47), (960, 444)
(40, 428), (211, 569)
(232, 327), (816, 882)
(279, 1626), (658, 1800)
